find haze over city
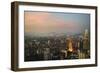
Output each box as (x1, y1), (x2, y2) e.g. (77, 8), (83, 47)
(24, 11), (90, 61)
(24, 11), (90, 37)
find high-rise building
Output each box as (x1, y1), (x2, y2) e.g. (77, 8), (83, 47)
(83, 29), (90, 58)
(83, 29), (89, 49)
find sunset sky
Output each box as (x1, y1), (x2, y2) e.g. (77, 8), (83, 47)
(24, 11), (90, 37)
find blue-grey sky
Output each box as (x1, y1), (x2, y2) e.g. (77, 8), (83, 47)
(25, 11), (90, 37)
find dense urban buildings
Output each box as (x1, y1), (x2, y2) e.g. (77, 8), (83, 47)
(24, 29), (90, 61)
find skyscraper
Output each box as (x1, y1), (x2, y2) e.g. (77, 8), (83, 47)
(83, 29), (90, 58)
